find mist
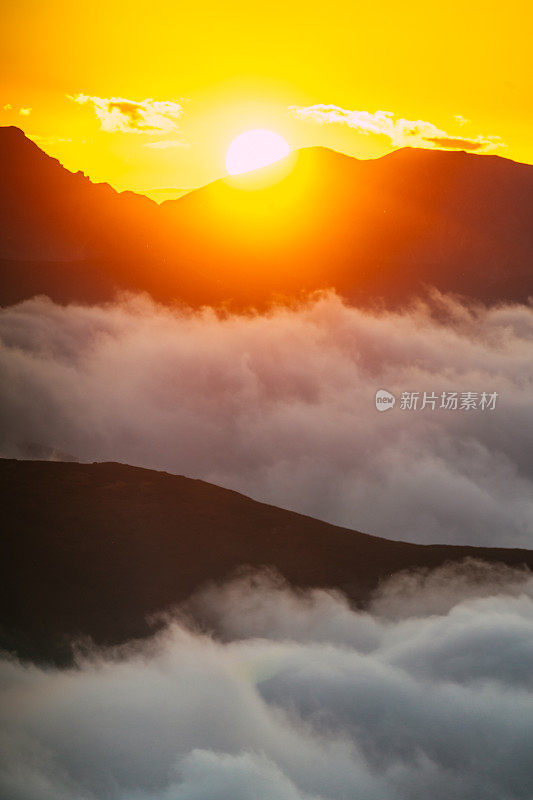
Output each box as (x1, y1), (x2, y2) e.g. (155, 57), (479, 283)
(1, 290), (532, 546)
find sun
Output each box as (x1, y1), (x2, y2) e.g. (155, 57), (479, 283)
(225, 129), (290, 175)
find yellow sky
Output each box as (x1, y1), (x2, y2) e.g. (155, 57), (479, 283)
(1, 0), (532, 195)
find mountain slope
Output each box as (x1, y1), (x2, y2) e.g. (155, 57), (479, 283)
(1, 126), (533, 307)
(0, 126), (159, 262)
(1, 458), (532, 662)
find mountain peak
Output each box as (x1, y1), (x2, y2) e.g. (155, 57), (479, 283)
(0, 126), (158, 265)
(1, 125), (26, 137)
(0, 125), (64, 173)
(1, 125), (42, 150)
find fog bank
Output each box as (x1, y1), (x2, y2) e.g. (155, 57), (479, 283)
(1, 291), (532, 546)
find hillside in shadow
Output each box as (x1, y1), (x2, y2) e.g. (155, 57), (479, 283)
(2, 459), (532, 663)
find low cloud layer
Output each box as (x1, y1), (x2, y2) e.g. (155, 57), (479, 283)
(1, 563), (533, 799)
(70, 94), (184, 134)
(289, 104), (502, 152)
(1, 291), (533, 547)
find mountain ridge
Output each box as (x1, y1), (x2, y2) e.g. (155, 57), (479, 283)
(1, 126), (532, 308)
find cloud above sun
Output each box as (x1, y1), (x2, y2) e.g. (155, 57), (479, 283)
(70, 94), (185, 134)
(289, 104), (503, 152)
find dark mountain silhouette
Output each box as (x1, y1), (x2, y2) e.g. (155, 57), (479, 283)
(160, 145), (533, 306)
(1, 125), (532, 307)
(1, 458), (532, 663)
(0, 127), (159, 262)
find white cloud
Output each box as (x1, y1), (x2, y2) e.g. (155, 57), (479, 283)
(69, 94), (184, 133)
(1, 563), (533, 800)
(289, 104), (502, 152)
(2, 103), (32, 115)
(1, 291), (532, 548)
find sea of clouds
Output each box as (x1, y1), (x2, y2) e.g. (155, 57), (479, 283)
(1, 561), (533, 800)
(1, 290), (532, 547)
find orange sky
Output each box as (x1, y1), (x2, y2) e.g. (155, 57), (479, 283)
(1, 0), (532, 196)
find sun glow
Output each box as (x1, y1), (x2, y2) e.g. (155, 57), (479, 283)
(225, 129), (290, 175)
